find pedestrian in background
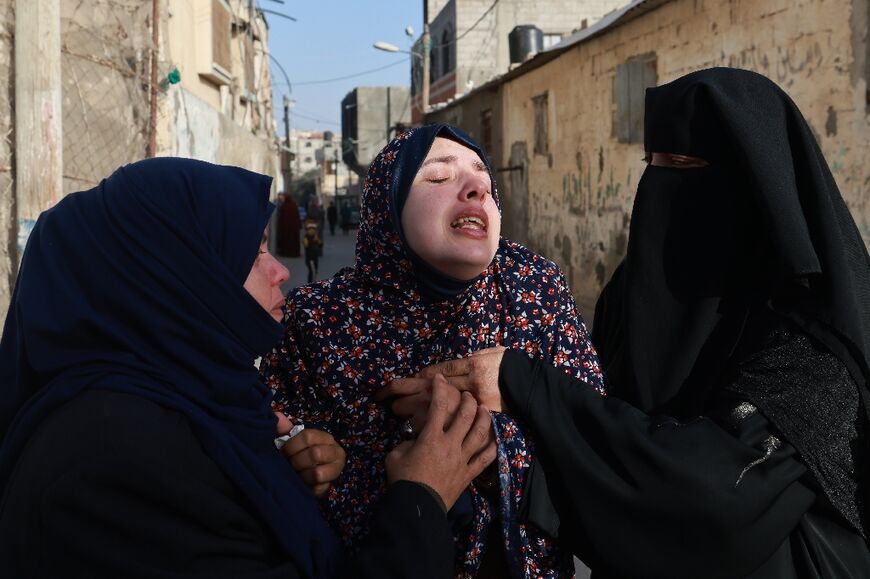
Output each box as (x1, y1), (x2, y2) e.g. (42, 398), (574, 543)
(276, 191), (301, 258)
(303, 221), (322, 283)
(386, 68), (870, 578)
(327, 202), (338, 236)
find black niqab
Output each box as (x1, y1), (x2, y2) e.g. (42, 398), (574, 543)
(593, 67), (870, 533)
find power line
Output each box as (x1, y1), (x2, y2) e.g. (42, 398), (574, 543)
(430, 0), (499, 49)
(291, 58), (409, 86)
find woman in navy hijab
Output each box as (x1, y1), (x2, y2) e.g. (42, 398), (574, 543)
(0, 157), (494, 578)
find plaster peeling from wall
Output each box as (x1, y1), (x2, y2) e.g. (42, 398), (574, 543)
(17, 219), (36, 255)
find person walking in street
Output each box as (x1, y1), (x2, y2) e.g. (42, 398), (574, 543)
(276, 192), (301, 258)
(383, 68), (870, 578)
(262, 125), (603, 578)
(303, 220), (323, 283)
(327, 202), (338, 236)
(0, 157), (496, 579)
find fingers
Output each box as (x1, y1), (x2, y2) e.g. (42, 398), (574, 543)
(390, 391), (430, 419)
(440, 383), (479, 446)
(461, 405), (495, 458)
(417, 356), (474, 379)
(421, 375), (451, 435)
(274, 411), (293, 436)
(296, 460), (344, 489)
(375, 377), (430, 401)
(282, 428), (335, 457)
(467, 439), (498, 480)
(287, 443), (344, 471)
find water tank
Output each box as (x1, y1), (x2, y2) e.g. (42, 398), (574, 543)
(509, 25), (543, 64)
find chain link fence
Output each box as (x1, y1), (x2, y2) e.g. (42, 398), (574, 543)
(61, 0), (155, 194)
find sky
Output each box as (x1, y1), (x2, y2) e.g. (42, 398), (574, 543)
(263, 0), (423, 135)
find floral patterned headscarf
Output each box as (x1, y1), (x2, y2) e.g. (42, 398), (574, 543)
(262, 126), (604, 578)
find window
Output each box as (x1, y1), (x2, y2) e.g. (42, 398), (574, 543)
(613, 54), (657, 144)
(532, 93), (549, 156)
(211, 0), (232, 73)
(305, 142), (312, 148)
(441, 27), (453, 74)
(430, 47), (437, 83)
(481, 109), (493, 155)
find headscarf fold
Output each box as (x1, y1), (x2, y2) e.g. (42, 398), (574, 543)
(0, 157), (340, 577)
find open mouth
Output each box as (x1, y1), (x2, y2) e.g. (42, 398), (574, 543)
(450, 216), (487, 231)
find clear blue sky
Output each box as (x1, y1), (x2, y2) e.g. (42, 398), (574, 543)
(264, 0), (423, 134)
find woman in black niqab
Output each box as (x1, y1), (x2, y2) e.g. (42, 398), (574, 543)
(409, 68), (870, 578)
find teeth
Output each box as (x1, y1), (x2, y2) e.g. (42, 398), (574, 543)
(451, 216), (485, 229)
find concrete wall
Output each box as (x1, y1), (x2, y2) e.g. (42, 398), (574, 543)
(158, 86), (280, 192)
(0, 0), (14, 320)
(430, 0), (870, 315)
(342, 86), (411, 174)
(425, 0), (627, 105)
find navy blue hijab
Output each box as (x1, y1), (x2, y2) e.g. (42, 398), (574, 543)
(0, 158), (340, 577)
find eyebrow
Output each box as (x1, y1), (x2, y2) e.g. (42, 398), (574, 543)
(420, 155), (488, 172)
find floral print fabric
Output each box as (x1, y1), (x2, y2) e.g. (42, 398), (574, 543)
(262, 128), (604, 578)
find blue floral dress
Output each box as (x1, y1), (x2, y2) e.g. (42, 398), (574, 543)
(262, 129), (604, 578)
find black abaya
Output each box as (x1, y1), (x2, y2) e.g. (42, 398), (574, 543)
(501, 322), (870, 578)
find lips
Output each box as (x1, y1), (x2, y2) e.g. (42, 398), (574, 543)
(450, 207), (488, 232)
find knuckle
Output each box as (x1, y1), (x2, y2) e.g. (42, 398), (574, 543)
(309, 446), (324, 464)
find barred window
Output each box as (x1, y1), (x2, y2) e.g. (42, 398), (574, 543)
(613, 54), (657, 144)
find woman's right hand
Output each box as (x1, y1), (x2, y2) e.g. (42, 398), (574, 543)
(385, 375), (497, 510)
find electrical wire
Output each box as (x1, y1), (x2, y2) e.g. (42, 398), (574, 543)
(292, 58), (410, 86)
(429, 0), (499, 49)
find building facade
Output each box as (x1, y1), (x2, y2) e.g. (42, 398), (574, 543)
(427, 0), (870, 314)
(158, 0), (280, 185)
(0, 0), (284, 325)
(412, 0), (627, 121)
(341, 86), (411, 176)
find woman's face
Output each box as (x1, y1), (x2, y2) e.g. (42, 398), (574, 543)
(244, 231), (289, 321)
(401, 137), (501, 280)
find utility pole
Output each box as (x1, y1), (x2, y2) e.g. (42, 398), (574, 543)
(14, 0), (62, 260)
(386, 86), (391, 144)
(282, 95), (292, 195)
(421, 23), (430, 116)
(333, 148), (339, 195)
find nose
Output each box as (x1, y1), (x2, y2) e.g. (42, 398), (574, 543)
(459, 173), (491, 204)
(272, 258), (290, 286)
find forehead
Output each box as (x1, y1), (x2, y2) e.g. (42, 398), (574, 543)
(424, 137), (487, 166)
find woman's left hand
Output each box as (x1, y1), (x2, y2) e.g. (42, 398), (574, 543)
(279, 426), (347, 497)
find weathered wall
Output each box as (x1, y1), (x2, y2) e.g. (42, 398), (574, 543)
(433, 0), (870, 314)
(61, 0), (152, 194)
(0, 0), (14, 324)
(158, 86), (280, 193)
